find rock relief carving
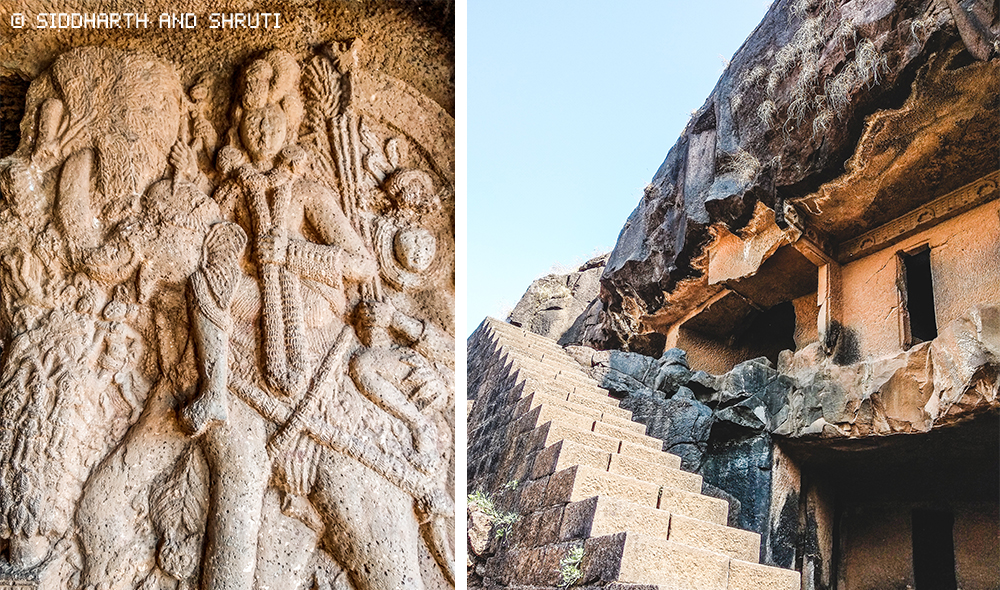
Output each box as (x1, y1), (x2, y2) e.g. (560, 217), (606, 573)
(0, 41), (454, 590)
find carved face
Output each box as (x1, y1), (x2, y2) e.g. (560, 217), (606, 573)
(393, 226), (436, 273)
(240, 103), (287, 164)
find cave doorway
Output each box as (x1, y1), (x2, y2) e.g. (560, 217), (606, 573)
(778, 413), (999, 590)
(900, 247), (938, 347)
(911, 509), (958, 590)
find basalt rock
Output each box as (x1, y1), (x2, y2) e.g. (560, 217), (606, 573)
(507, 254), (607, 346)
(598, 0), (999, 351)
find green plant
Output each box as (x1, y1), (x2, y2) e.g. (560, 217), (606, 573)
(502, 479), (519, 492)
(558, 545), (585, 587)
(468, 489), (520, 540)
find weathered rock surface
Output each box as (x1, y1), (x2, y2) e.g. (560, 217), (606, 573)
(507, 254), (607, 346)
(0, 4), (455, 590)
(598, 0), (998, 350)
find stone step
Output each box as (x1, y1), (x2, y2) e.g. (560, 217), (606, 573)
(491, 336), (572, 361)
(562, 389), (621, 412)
(514, 365), (613, 392)
(727, 559), (801, 590)
(594, 411), (649, 435)
(658, 486), (728, 526)
(544, 465), (657, 509)
(532, 439), (686, 484)
(514, 397), (646, 436)
(530, 423), (684, 476)
(532, 439), (612, 480)
(667, 514), (760, 563)
(583, 532), (799, 590)
(505, 346), (587, 376)
(495, 536), (796, 590)
(592, 420), (661, 449)
(532, 421), (625, 456)
(509, 356), (596, 383)
(487, 320), (569, 348)
(543, 465), (728, 526)
(608, 454), (699, 492)
(585, 532), (729, 589)
(560, 495), (671, 543)
(515, 404), (603, 436)
(494, 542), (578, 588)
(619, 439), (674, 466)
(513, 389), (635, 422)
(524, 374), (613, 399)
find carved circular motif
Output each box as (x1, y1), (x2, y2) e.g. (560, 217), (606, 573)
(375, 217), (442, 291)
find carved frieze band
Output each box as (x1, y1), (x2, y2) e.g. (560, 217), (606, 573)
(836, 170), (1000, 263)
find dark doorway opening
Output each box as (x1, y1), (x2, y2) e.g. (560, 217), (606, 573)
(912, 509), (957, 590)
(733, 300), (797, 367)
(901, 248), (937, 346)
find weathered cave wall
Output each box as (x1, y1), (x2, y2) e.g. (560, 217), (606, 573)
(0, 2), (455, 157)
(596, 0), (998, 351)
(0, 3), (456, 590)
(840, 198), (1000, 359)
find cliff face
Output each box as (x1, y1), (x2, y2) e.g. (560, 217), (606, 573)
(598, 0), (998, 351)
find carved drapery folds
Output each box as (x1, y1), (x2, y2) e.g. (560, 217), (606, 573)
(0, 41), (454, 590)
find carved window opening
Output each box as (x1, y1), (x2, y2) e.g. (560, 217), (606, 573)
(911, 508), (957, 590)
(899, 247), (937, 348)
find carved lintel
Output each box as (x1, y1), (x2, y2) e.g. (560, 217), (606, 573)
(792, 235), (836, 267)
(837, 171), (1000, 263)
(783, 201), (835, 265)
(0, 581), (38, 590)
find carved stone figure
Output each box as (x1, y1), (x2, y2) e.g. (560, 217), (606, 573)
(0, 27), (453, 590)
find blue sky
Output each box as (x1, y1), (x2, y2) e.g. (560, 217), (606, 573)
(467, 1), (773, 336)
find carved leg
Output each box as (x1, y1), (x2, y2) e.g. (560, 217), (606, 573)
(78, 378), (190, 590)
(200, 398), (269, 590)
(311, 452), (426, 590)
(182, 310), (230, 435)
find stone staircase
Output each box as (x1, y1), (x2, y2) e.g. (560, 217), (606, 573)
(468, 318), (800, 590)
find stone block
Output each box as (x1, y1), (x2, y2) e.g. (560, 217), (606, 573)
(581, 532), (629, 583)
(600, 500), (668, 544)
(567, 390), (620, 411)
(545, 423), (624, 454)
(667, 514), (760, 562)
(536, 403), (599, 432)
(608, 454), (699, 491)
(619, 440), (679, 467)
(535, 505), (566, 546)
(658, 487), (729, 526)
(615, 533), (731, 589)
(544, 465), (659, 508)
(514, 510), (543, 548)
(594, 421), (663, 449)
(519, 476), (551, 512)
(727, 559), (801, 590)
(532, 440), (612, 480)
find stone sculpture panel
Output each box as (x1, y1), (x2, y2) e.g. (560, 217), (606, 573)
(0, 37), (454, 590)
